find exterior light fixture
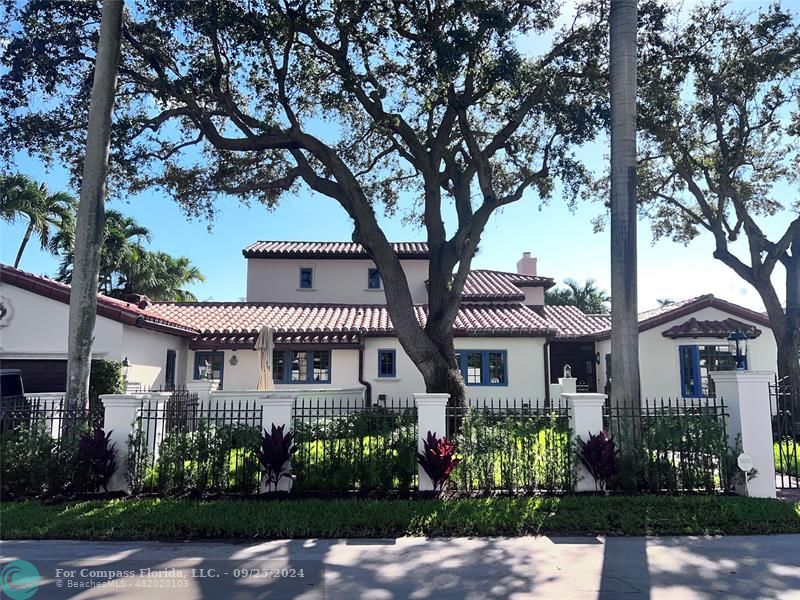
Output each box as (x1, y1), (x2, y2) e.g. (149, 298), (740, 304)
(122, 356), (130, 380)
(727, 329), (748, 370)
(198, 359), (211, 380)
(563, 364), (572, 379)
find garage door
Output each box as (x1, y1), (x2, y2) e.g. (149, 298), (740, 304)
(0, 359), (67, 393)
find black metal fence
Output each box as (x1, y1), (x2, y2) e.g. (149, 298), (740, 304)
(771, 377), (799, 489)
(127, 393), (263, 495)
(605, 397), (731, 493)
(292, 396), (418, 492)
(446, 398), (572, 493)
(0, 396), (104, 497)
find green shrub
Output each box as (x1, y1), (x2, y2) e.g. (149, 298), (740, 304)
(89, 360), (123, 412)
(0, 418), (85, 497)
(292, 416), (418, 492)
(453, 409), (571, 492)
(775, 440), (799, 478)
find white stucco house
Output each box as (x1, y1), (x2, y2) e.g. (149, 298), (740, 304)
(0, 240), (778, 402)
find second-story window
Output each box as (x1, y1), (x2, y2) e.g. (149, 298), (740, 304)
(367, 267), (382, 289)
(299, 267), (314, 289)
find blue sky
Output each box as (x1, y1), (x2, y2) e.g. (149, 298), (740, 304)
(0, 0), (789, 312)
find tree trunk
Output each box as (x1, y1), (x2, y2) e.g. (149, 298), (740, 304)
(609, 0), (641, 412)
(13, 222), (33, 268)
(65, 0), (123, 409)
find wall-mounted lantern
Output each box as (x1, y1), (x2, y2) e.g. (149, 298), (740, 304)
(727, 329), (748, 370)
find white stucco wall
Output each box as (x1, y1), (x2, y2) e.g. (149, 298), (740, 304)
(595, 306), (777, 399)
(364, 336), (547, 402)
(0, 283), (189, 390)
(246, 258), (430, 304)
(189, 347), (360, 391)
(0, 284), (123, 359)
(187, 337), (547, 401)
(522, 287), (544, 306)
(122, 326), (189, 389)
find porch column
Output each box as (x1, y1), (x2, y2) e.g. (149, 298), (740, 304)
(186, 379), (219, 408)
(563, 392), (607, 492)
(100, 394), (142, 493)
(710, 371), (776, 498)
(414, 393), (449, 491)
(256, 396), (296, 492)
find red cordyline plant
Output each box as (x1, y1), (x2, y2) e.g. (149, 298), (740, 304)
(256, 424), (296, 489)
(77, 428), (117, 492)
(577, 431), (620, 492)
(417, 431), (461, 492)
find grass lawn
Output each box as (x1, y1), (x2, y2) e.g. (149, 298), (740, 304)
(2, 495), (798, 540)
(775, 440), (799, 478)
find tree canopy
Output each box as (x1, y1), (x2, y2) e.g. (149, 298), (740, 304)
(0, 0), (627, 401)
(545, 278), (611, 314)
(634, 2), (800, 386)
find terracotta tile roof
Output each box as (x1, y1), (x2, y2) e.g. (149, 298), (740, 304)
(149, 301), (555, 342)
(0, 264), (197, 336)
(593, 294), (771, 340)
(461, 270), (555, 301)
(243, 241), (429, 259)
(661, 317), (762, 339)
(541, 305), (611, 339)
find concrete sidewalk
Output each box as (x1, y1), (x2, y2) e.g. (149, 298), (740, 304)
(2, 535), (799, 599)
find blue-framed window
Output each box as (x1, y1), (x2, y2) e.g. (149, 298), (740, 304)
(194, 351), (224, 388)
(299, 267), (314, 289)
(454, 350), (507, 386)
(272, 349), (331, 384)
(367, 268), (382, 289)
(165, 349), (177, 390)
(378, 349), (396, 377)
(679, 344), (741, 397)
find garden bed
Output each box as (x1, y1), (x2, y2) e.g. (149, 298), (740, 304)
(2, 495), (798, 540)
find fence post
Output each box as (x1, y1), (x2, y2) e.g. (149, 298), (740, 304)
(414, 393), (449, 491)
(559, 377), (577, 395)
(256, 396), (296, 492)
(186, 379), (218, 408)
(100, 394), (142, 493)
(710, 371), (776, 498)
(563, 392), (607, 492)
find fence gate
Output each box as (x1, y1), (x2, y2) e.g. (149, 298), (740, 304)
(770, 377), (799, 490)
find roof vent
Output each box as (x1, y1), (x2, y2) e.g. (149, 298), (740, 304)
(126, 293), (151, 309)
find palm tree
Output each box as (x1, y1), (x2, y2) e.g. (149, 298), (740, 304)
(545, 278), (611, 314)
(114, 251), (205, 302)
(56, 209), (150, 294)
(609, 0), (641, 407)
(56, 210), (203, 301)
(0, 174), (76, 268)
(656, 298), (675, 307)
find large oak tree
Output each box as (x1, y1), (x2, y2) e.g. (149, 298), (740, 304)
(1, 0), (616, 403)
(637, 3), (800, 392)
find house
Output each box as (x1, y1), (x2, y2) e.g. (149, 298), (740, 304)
(0, 241), (778, 401)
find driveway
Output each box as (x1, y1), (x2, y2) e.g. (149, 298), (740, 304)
(1, 535), (799, 599)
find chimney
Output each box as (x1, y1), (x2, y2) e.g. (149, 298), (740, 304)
(516, 252), (537, 276)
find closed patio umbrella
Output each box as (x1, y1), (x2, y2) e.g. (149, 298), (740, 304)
(255, 325), (276, 391)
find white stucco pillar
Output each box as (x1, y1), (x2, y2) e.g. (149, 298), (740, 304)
(549, 383), (564, 404)
(101, 394), (142, 493)
(710, 371), (776, 498)
(563, 392), (607, 492)
(186, 379), (219, 408)
(256, 397), (295, 492)
(414, 393), (449, 491)
(559, 377), (577, 394)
